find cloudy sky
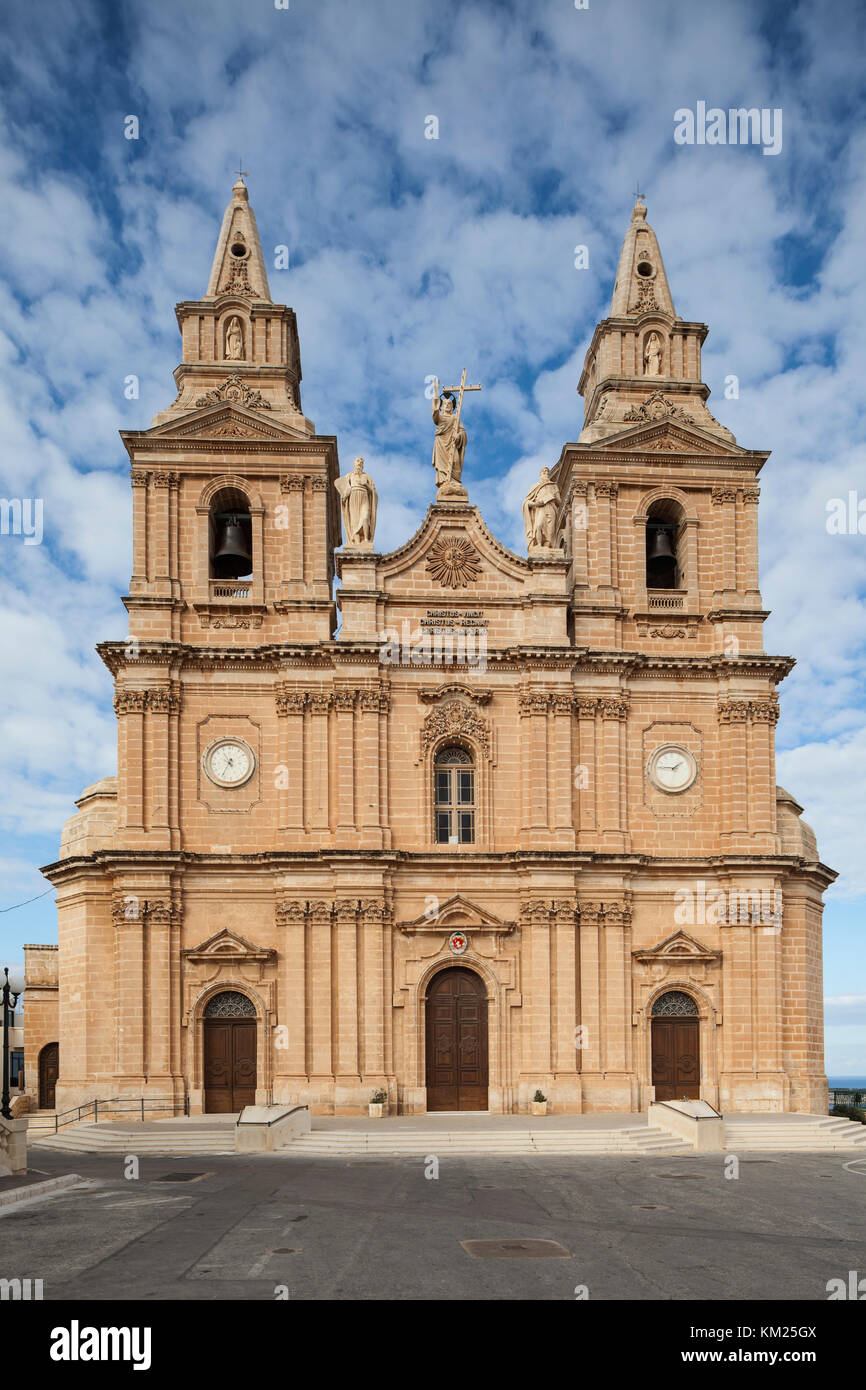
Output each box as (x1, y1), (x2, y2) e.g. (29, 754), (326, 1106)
(0, 0), (863, 1072)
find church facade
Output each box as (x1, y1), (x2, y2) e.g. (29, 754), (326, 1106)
(32, 184), (834, 1118)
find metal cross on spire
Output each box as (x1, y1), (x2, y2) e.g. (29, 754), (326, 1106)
(235, 159), (249, 183)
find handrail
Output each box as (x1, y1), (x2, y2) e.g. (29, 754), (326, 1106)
(235, 1105), (308, 1128)
(27, 1095), (188, 1134)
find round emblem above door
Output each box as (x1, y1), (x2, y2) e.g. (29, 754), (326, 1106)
(202, 737), (257, 788)
(448, 931), (468, 955)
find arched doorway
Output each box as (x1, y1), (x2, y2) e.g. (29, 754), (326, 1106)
(202, 991), (257, 1113)
(38, 1042), (59, 1109)
(651, 991), (700, 1101)
(425, 967), (488, 1111)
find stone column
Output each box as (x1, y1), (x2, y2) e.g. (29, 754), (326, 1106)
(147, 688), (178, 849)
(279, 474), (305, 590)
(570, 482), (589, 592)
(598, 695), (628, 850)
(310, 474), (330, 596)
(276, 688), (305, 833)
(748, 699), (779, 844)
(577, 902), (602, 1077)
(146, 897), (174, 1088)
(712, 486), (738, 597)
(552, 900), (580, 1103)
(575, 697), (598, 842)
(551, 694), (575, 848)
(115, 690), (147, 833)
(740, 488), (761, 595)
(522, 901), (552, 1085)
(307, 693), (331, 834)
(358, 689), (383, 849)
(593, 481), (618, 590)
(151, 472), (176, 594)
(334, 690), (357, 845)
(360, 899), (386, 1079)
(276, 901), (307, 1085)
(334, 900), (360, 1100)
(308, 900), (333, 1088)
(130, 471), (149, 593)
(718, 700), (750, 844)
(113, 895), (146, 1086)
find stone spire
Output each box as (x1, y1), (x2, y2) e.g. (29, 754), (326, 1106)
(576, 198), (735, 446)
(609, 198), (676, 319)
(204, 178), (272, 302)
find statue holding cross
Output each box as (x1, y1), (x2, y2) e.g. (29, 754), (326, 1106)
(431, 369), (481, 499)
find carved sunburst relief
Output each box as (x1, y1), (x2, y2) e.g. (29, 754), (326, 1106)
(425, 536), (481, 588)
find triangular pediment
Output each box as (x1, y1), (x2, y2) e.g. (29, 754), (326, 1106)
(398, 894), (514, 934)
(591, 417), (748, 457)
(632, 929), (721, 964)
(377, 503), (530, 590)
(182, 928), (276, 963)
(140, 403), (303, 444)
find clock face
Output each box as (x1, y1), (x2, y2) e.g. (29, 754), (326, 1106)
(203, 738), (256, 788)
(647, 744), (698, 794)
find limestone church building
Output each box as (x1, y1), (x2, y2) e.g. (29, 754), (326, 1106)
(26, 184), (834, 1119)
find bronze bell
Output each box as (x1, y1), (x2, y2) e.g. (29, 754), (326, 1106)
(213, 515), (252, 578)
(647, 526), (676, 562)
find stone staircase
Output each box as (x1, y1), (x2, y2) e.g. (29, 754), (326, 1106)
(29, 1120), (236, 1156)
(724, 1116), (866, 1152)
(282, 1125), (691, 1157)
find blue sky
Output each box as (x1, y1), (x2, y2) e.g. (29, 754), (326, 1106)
(0, 0), (864, 1072)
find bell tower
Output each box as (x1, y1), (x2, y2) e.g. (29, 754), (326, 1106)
(119, 177), (340, 653)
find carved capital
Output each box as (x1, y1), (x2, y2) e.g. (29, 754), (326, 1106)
(359, 898), (386, 923)
(276, 900), (306, 926)
(574, 697), (598, 718)
(152, 471), (180, 489)
(335, 899), (358, 923)
(598, 695), (629, 721)
(333, 690), (356, 712)
(594, 481), (619, 498)
(276, 688), (306, 716)
(311, 474), (329, 492)
(308, 692), (332, 714)
(518, 693), (549, 715)
(741, 487), (760, 504)
(130, 470), (150, 488)
(308, 900), (332, 924)
(147, 688), (181, 715)
(711, 485), (738, 505)
(279, 474), (305, 493)
(520, 899), (552, 925)
(114, 689), (148, 715)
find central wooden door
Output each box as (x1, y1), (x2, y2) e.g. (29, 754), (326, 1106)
(39, 1042), (59, 1109)
(651, 1018), (700, 1101)
(204, 1018), (257, 1113)
(426, 967), (488, 1111)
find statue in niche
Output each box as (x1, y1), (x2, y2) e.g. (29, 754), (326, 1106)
(225, 316), (244, 361)
(335, 456), (378, 547)
(522, 466), (561, 551)
(643, 331), (662, 377)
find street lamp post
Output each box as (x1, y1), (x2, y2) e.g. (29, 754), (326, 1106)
(2, 967), (25, 1121)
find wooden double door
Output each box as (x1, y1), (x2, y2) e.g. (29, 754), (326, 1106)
(651, 1017), (700, 1101)
(204, 1018), (257, 1113)
(426, 967), (488, 1111)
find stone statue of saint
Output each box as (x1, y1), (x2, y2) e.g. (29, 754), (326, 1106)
(643, 331), (662, 376)
(431, 381), (468, 498)
(225, 316), (244, 361)
(335, 456), (378, 547)
(522, 467), (561, 551)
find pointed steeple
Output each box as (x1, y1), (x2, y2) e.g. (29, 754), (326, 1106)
(609, 198), (676, 318)
(205, 178), (272, 302)
(576, 197), (735, 446)
(148, 178), (313, 432)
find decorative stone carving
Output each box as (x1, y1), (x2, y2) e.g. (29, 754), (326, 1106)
(711, 486), (738, 504)
(113, 689), (148, 715)
(130, 470), (149, 487)
(623, 391), (693, 424)
(742, 488), (760, 504)
(522, 467), (561, 551)
(425, 536), (481, 589)
(518, 693), (550, 714)
(579, 900), (633, 926)
(276, 900), (306, 926)
(718, 697), (778, 725)
(418, 684), (492, 705)
(275, 689), (305, 716)
(152, 471), (180, 488)
(594, 480), (619, 497)
(335, 456), (378, 547)
(194, 374), (271, 410)
(311, 475), (329, 492)
(598, 696), (629, 720)
(280, 474), (305, 493)
(419, 700), (491, 760)
(307, 692), (332, 714)
(147, 689), (181, 714)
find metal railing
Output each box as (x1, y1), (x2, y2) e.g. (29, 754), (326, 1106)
(27, 1094), (189, 1135)
(829, 1088), (866, 1111)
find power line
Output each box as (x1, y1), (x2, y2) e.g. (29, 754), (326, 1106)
(0, 888), (55, 914)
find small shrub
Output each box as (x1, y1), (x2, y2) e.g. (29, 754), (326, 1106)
(370, 1088), (387, 1105)
(533, 1089), (547, 1104)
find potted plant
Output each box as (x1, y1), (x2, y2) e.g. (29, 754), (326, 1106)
(530, 1089), (548, 1117)
(369, 1088), (388, 1118)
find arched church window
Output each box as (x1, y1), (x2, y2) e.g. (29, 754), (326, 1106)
(209, 486), (253, 581)
(645, 498), (684, 590)
(651, 990), (699, 1017)
(204, 990), (256, 1018)
(434, 745), (475, 845)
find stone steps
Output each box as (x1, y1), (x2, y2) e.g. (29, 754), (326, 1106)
(29, 1125), (235, 1155)
(724, 1117), (866, 1151)
(282, 1126), (691, 1157)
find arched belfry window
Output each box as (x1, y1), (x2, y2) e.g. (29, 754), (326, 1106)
(645, 498), (684, 590)
(434, 745), (475, 845)
(209, 485), (253, 580)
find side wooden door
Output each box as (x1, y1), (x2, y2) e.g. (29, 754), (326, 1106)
(651, 1017), (700, 1101)
(426, 968), (488, 1111)
(204, 1019), (257, 1112)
